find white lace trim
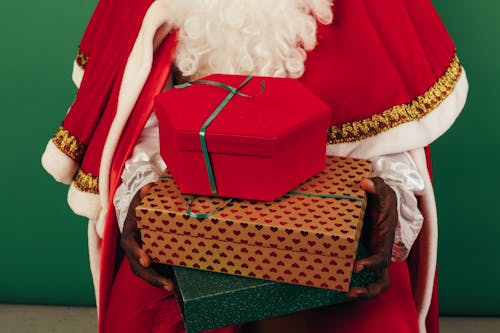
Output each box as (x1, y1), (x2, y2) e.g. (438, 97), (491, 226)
(370, 152), (425, 262)
(114, 166), (163, 233)
(113, 114), (166, 233)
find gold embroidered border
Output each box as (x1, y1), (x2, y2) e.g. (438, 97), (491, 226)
(328, 54), (462, 144)
(74, 168), (99, 194)
(52, 125), (86, 161)
(76, 47), (88, 70)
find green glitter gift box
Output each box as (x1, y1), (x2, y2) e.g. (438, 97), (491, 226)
(167, 245), (375, 333)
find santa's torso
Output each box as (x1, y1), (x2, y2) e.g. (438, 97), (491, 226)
(50, 0), (465, 221)
(168, 0), (461, 149)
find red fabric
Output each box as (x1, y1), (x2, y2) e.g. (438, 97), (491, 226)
(407, 231), (440, 333)
(77, 0), (156, 175)
(79, 59), (123, 175)
(94, 1), (457, 331)
(103, 257), (240, 333)
(155, 74), (330, 200)
(61, 0), (457, 167)
(406, 146), (439, 333)
(426, 271), (440, 333)
(424, 146), (440, 333)
(304, 261), (419, 333)
(407, 236), (440, 333)
(301, 0), (455, 126)
(104, 258), (418, 333)
(99, 33), (178, 332)
(64, 0), (154, 149)
(78, 0), (113, 58)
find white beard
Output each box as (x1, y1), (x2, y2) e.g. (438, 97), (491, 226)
(165, 0), (334, 80)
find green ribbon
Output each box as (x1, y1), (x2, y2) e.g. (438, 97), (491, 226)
(185, 196), (234, 219)
(183, 191), (364, 219)
(287, 191), (366, 210)
(159, 176), (365, 218)
(174, 76), (259, 197)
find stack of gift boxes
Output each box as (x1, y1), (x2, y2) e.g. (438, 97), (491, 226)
(136, 75), (374, 332)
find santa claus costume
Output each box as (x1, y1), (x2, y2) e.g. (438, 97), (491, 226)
(42, 1), (468, 332)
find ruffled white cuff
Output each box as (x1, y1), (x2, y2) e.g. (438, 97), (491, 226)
(370, 152), (425, 262)
(113, 114), (166, 233)
(114, 166), (163, 233)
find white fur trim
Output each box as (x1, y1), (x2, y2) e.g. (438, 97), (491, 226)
(167, 0), (333, 79)
(67, 182), (101, 220)
(95, 209), (107, 239)
(41, 140), (79, 184)
(88, 220), (101, 310)
(408, 149), (438, 333)
(98, 0), (172, 216)
(327, 69), (469, 160)
(72, 60), (84, 88)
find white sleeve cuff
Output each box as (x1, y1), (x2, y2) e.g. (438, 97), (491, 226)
(113, 113), (166, 233)
(114, 165), (162, 233)
(370, 152), (425, 262)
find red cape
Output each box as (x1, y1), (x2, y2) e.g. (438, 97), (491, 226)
(44, 1), (466, 332)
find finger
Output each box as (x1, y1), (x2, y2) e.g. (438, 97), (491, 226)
(121, 229), (173, 291)
(121, 232), (151, 267)
(348, 268), (390, 299)
(361, 177), (397, 225)
(361, 177), (389, 195)
(128, 259), (174, 291)
(140, 183), (154, 198)
(346, 286), (367, 299)
(360, 178), (376, 194)
(354, 253), (391, 273)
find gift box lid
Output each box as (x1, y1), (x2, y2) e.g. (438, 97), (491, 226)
(154, 74), (332, 157)
(137, 156), (371, 260)
(169, 244), (376, 333)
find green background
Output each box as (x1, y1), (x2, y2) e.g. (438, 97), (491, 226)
(0, 1), (498, 315)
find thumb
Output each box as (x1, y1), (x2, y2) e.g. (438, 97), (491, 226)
(138, 249), (152, 267)
(360, 178), (376, 194)
(140, 183), (154, 198)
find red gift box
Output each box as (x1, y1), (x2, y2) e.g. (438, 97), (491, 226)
(154, 74), (332, 201)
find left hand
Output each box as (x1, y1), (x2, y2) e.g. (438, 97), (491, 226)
(120, 183), (174, 291)
(347, 177), (398, 300)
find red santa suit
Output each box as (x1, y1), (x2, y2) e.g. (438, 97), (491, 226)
(41, 0), (468, 332)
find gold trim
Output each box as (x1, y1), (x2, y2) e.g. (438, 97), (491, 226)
(328, 54), (462, 144)
(52, 125), (86, 161)
(74, 168), (99, 194)
(76, 47), (88, 70)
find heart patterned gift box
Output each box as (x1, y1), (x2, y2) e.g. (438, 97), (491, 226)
(136, 155), (371, 292)
(154, 74), (332, 201)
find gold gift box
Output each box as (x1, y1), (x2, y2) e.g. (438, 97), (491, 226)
(137, 156), (371, 291)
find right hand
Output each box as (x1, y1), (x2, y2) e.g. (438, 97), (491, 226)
(347, 177), (397, 300)
(120, 183), (174, 291)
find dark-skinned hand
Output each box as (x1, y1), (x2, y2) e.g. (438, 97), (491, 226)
(121, 177), (397, 298)
(120, 183), (174, 291)
(347, 177), (398, 300)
